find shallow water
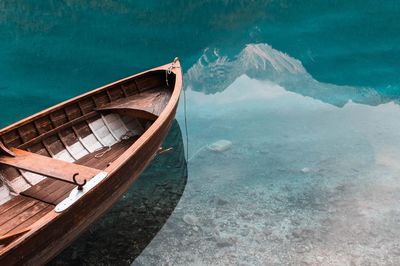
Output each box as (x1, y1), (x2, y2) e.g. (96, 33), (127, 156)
(50, 121), (187, 265)
(138, 71), (400, 265)
(1, 1), (400, 265)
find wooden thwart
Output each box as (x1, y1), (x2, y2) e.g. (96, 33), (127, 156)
(0, 148), (102, 185)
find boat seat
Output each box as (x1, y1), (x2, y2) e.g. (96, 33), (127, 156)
(18, 138), (136, 205)
(21, 178), (75, 206)
(95, 89), (171, 121)
(0, 148), (103, 186)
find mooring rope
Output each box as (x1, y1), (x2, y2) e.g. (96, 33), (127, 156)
(187, 145), (207, 162)
(166, 57), (189, 162)
(166, 57), (180, 87)
(183, 84), (189, 162)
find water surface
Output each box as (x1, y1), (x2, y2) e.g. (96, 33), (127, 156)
(1, 1), (400, 265)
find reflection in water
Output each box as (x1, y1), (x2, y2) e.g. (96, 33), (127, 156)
(1, 2), (399, 128)
(1, 2), (400, 265)
(135, 47), (400, 265)
(49, 120), (187, 265)
(186, 44), (385, 107)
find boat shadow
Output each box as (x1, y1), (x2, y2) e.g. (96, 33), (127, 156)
(48, 120), (187, 265)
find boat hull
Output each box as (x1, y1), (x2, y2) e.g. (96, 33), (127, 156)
(0, 100), (178, 265)
(0, 59), (182, 265)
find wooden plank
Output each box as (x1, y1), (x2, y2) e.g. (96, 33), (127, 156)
(51, 184), (75, 205)
(21, 178), (61, 202)
(78, 98), (96, 114)
(71, 126), (91, 153)
(0, 198), (37, 226)
(75, 138), (136, 170)
(0, 197), (26, 216)
(0, 202), (48, 235)
(98, 108), (158, 122)
(21, 179), (74, 205)
(100, 115), (119, 141)
(34, 117), (54, 135)
(5, 205), (52, 235)
(95, 89), (171, 120)
(57, 133), (78, 161)
(0, 165), (22, 184)
(0, 227), (31, 245)
(108, 86), (125, 101)
(18, 112), (98, 149)
(0, 148), (102, 185)
(17, 124), (39, 144)
(105, 91), (112, 102)
(120, 85), (128, 97)
(49, 110), (68, 128)
(1, 130), (22, 148)
(46, 138), (66, 158)
(86, 119), (108, 147)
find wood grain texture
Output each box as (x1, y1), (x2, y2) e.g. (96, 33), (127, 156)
(75, 138), (137, 170)
(21, 179), (74, 205)
(0, 148), (101, 185)
(0, 196), (51, 240)
(18, 112), (98, 149)
(96, 89), (171, 118)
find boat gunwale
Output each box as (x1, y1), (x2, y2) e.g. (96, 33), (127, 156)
(0, 63), (174, 135)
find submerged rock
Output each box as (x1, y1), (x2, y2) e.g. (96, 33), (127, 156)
(301, 167), (310, 173)
(213, 230), (237, 247)
(208, 140), (232, 152)
(183, 214), (200, 226)
(216, 197), (229, 206)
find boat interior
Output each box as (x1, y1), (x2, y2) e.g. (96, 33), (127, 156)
(0, 70), (176, 245)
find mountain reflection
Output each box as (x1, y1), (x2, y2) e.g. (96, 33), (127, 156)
(186, 43), (388, 107)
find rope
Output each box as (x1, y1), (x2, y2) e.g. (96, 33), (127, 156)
(187, 145), (206, 162)
(94, 131), (136, 158)
(183, 84), (189, 162)
(94, 146), (112, 158)
(165, 57), (188, 162)
(166, 63), (173, 86)
(166, 57), (181, 87)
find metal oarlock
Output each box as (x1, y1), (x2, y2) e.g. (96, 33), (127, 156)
(72, 173), (87, 190)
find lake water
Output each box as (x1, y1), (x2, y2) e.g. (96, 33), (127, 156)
(1, 1), (400, 265)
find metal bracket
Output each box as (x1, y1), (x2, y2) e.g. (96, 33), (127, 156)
(55, 171), (108, 213)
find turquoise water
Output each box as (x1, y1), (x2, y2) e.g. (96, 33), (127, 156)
(1, 1), (400, 265)
(1, 1), (400, 127)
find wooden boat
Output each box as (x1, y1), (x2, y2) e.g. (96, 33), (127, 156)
(0, 58), (182, 265)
